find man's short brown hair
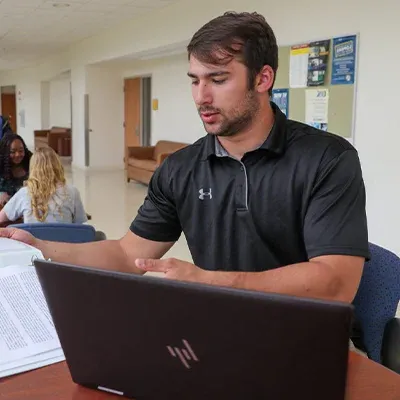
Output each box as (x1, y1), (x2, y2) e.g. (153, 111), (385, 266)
(187, 12), (278, 95)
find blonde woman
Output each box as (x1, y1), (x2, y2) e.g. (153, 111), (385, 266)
(0, 147), (87, 224)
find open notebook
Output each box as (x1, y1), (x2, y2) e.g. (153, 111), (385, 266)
(0, 238), (65, 378)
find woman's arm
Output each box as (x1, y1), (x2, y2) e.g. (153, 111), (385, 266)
(2, 188), (25, 222)
(72, 187), (88, 224)
(0, 192), (10, 206)
(0, 209), (10, 224)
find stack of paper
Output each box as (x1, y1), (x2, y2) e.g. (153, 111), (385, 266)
(0, 239), (65, 378)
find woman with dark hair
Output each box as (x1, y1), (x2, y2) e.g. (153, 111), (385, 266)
(0, 134), (32, 206)
(0, 147), (87, 224)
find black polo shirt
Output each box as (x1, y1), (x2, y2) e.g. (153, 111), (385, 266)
(131, 104), (369, 271)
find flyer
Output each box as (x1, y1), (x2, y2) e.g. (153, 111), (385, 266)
(305, 89), (329, 131)
(271, 89), (289, 117)
(289, 44), (309, 88)
(307, 40), (330, 86)
(331, 35), (357, 85)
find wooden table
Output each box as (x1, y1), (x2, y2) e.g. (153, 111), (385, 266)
(0, 353), (399, 399)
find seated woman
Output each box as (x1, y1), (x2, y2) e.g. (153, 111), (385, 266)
(0, 134), (32, 206)
(0, 147), (88, 224)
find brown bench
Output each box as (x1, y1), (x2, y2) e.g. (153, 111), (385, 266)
(34, 127), (71, 156)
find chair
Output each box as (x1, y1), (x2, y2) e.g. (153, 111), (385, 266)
(126, 140), (188, 185)
(9, 223), (101, 243)
(352, 243), (400, 372)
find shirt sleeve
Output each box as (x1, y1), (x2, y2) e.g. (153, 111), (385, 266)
(130, 158), (182, 242)
(3, 188), (25, 221)
(304, 149), (369, 260)
(72, 187), (88, 224)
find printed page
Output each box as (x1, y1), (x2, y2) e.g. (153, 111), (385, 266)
(0, 348), (65, 378)
(0, 238), (39, 252)
(0, 238), (44, 269)
(0, 265), (61, 367)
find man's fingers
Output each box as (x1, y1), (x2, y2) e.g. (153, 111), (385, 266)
(0, 228), (15, 238)
(135, 258), (168, 272)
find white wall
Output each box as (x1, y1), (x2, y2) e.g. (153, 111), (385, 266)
(49, 78), (71, 128)
(70, 66), (87, 168)
(121, 54), (203, 146)
(40, 81), (50, 129)
(16, 82), (42, 149)
(0, 0), (399, 254)
(86, 65), (124, 169)
(1, 86), (15, 94)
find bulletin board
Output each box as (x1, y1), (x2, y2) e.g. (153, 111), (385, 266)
(272, 34), (358, 140)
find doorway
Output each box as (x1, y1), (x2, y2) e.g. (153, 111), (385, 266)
(1, 86), (17, 133)
(124, 76), (152, 168)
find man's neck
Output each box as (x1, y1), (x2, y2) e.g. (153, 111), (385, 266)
(217, 105), (275, 160)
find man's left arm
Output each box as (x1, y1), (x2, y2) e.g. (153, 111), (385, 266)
(137, 149), (369, 303)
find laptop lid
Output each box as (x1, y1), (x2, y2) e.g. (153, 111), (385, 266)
(34, 260), (352, 400)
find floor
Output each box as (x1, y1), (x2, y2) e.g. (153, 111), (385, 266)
(65, 163), (400, 317)
(65, 164), (192, 263)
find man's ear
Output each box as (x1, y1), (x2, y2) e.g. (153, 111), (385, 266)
(255, 65), (274, 94)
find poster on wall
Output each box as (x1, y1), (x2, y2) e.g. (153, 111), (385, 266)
(305, 89), (329, 131)
(271, 88), (289, 116)
(331, 35), (357, 85)
(307, 40), (330, 86)
(289, 44), (309, 88)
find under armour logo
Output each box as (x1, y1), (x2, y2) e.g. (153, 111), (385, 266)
(199, 188), (212, 200)
(167, 339), (199, 369)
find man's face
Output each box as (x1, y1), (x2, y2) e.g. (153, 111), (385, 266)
(188, 55), (260, 137)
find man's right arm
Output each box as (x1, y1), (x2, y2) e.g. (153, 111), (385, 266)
(38, 231), (175, 274)
(0, 227), (174, 275)
(0, 156), (181, 274)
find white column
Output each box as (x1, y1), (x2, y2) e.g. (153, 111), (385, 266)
(70, 65), (87, 169)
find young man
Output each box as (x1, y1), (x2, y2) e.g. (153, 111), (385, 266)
(0, 12), (368, 303)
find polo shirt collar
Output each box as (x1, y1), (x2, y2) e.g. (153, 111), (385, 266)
(200, 102), (287, 161)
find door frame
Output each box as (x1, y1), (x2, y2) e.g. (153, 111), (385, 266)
(1, 85), (17, 133)
(141, 76), (152, 147)
(123, 74), (152, 148)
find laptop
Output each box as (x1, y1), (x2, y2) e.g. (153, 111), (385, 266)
(34, 260), (353, 400)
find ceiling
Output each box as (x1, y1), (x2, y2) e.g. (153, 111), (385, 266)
(0, 0), (179, 71)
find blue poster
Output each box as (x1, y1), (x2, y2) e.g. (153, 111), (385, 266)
(272, 89), (289, 116)
(331, 35), (357, 85)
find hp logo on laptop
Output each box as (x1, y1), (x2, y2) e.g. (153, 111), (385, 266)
(167, 339), (199, 369)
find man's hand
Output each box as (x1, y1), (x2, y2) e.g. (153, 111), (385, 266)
(135, 257), (207, 283)
(0, 227), (40, 248)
